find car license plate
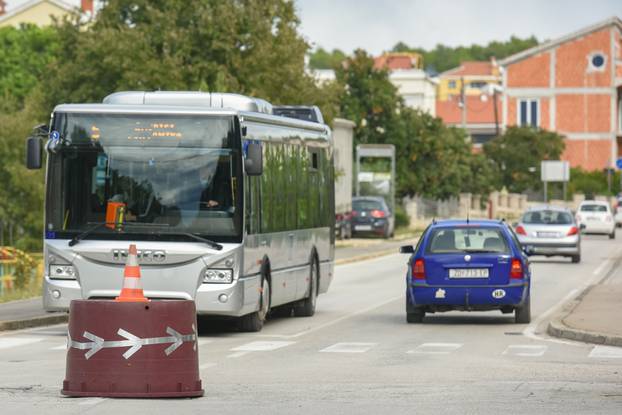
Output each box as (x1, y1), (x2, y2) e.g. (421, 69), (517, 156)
(449, 268), (489, 279)
(537, 231), (559, 238)
(355, 225), (372, 231)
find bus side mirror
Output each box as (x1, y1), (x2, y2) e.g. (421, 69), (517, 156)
(244, 142), (263, 176)
(26, 137), (42, 169)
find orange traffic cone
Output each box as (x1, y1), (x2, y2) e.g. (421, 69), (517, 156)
(115, 244), (149, 302)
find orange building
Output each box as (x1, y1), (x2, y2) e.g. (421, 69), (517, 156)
(500, 17), (622, 171)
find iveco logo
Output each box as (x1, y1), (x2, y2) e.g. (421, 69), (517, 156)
(464, 254), (472, 262)
(112, 249), (166, 262)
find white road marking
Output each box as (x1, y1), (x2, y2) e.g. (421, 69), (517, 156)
(592, 259), (611, 276)
(503, 345), (548, 357)
(197, 339), (212, 346)
(258, 295), (403, 339)
(522, 288), (579, 345)
(77, 398), (106, 406)
(226, 351), (249, 358)
(588, 345), (622, 359)
(231, 341), (295, 352)
(320, 342), (376, 353)
(199, 362), (217, 370)
(407, 343), (463, 355)
(0, 337), (45, 350)
(50, 344), (67, 350)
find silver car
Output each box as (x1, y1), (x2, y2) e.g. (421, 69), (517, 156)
(514, 206), (581, 263)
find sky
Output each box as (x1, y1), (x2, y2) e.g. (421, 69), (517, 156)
(4, 0), (622, 54)
(296, 0), (622, 54)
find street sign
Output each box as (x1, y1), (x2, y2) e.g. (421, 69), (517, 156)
(616, 158), (622, 169)
(541, 160), (570, 182)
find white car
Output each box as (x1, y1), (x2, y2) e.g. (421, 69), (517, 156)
(576, 201), (616, 239)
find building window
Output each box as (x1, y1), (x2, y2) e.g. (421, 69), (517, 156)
(469, 81), (487, 89)
(518, 99), (539, 128)
(588, 52), (607, 72)
(448, 80), (456, 89)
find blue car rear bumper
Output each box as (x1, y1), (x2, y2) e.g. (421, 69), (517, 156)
(408, 283), (529, 310)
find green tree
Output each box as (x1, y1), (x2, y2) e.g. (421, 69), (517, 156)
(391, 35), (539, 73)
(0, 89), (47, 250)
(484, 126), (565, 193)
(335, 49), (402, 146)
(43, 0), (336, 114)
(308, 47), (346, 69)
(0, 24), (59, 111)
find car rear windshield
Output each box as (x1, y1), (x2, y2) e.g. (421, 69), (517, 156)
(522, 210), (573, 225)
(353, 200), (383, 211)
(426, 227), (510, 254)
(580, 204), (607, 212)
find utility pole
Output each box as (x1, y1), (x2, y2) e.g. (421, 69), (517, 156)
(460, 76), (466, 130)
(492, 88), (499, 137)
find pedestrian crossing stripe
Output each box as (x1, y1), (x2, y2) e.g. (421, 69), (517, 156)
(502, 345), (548, 357)
(407, 343), (463, 354)
(588, 345), (622, 358)
(320, 342), (377, 353)
(0, 337), (44, 350)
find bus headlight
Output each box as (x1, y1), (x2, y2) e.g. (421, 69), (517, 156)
(202, 269), (233, 284)
(49, 265), (77, 280)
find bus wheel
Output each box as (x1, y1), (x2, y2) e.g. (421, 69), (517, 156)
(238, 277), (271, 332)
(294, 259), (318, 317)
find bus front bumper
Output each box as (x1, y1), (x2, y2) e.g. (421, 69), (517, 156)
(43, 275), (262, 317)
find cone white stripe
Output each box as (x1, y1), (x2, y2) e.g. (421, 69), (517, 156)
(127, 253), (139, 267)
(122, 277), (143, 290)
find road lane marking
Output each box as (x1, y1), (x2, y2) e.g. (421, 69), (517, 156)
(320, 342), (376, 353)
(77, 398), (106, 406)
(407, 343), (463, 355)
(199, 362), (217, 369)
(503, 345), (548, 357)
(226, 351), (249, 358)
(257, 295), (403, 339)
(588, 345), (622, 358)
(197, 339), (212, 346)
(231, 341), (295, 352)
(0, 337), (45, 350)
(592, 259), (612, 276)
(50, 344), (67, 350)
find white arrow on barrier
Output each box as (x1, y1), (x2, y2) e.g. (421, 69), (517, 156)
(68, 325), (197, 360)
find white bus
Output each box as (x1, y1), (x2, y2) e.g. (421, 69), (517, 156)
(26, 91), (335, 331)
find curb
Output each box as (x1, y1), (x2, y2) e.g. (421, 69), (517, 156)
(335, 248), (399, 265)
(546, 285), (622, 347)
(0, 313), (68, 332)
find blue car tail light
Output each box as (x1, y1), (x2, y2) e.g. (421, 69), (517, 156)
(510, 258), (524, 279)
(412, 258), (426, 280)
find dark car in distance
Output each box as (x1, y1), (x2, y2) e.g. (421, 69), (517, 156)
(351, 196), (395, 238)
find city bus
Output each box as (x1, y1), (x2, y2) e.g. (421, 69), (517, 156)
(26, 91), (335, 332)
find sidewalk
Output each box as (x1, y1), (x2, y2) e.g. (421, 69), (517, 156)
(548, 259), (622, 347)
(0, 235), (420, 332)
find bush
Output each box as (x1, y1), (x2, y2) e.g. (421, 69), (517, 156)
(395, 205), (410, 229)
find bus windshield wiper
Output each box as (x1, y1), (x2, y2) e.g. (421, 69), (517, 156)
(68, 222), (113, 247)
(175, 232), (223, 251)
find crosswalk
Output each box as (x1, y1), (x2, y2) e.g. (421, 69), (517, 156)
(2, 334), (622, 361)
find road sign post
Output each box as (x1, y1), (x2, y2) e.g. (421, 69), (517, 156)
(541, 161), (570, 203)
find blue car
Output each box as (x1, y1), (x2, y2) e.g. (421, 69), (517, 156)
(400, 219), (532, 324)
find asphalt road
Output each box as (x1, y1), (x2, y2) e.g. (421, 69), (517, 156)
(0, 235), (621, 414)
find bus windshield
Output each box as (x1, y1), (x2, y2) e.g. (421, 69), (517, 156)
(45, 113), (243, 243)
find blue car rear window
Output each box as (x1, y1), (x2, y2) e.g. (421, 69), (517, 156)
(426, 227), (510, 254)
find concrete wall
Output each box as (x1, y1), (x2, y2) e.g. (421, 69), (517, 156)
(332, 118), (355, 215)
